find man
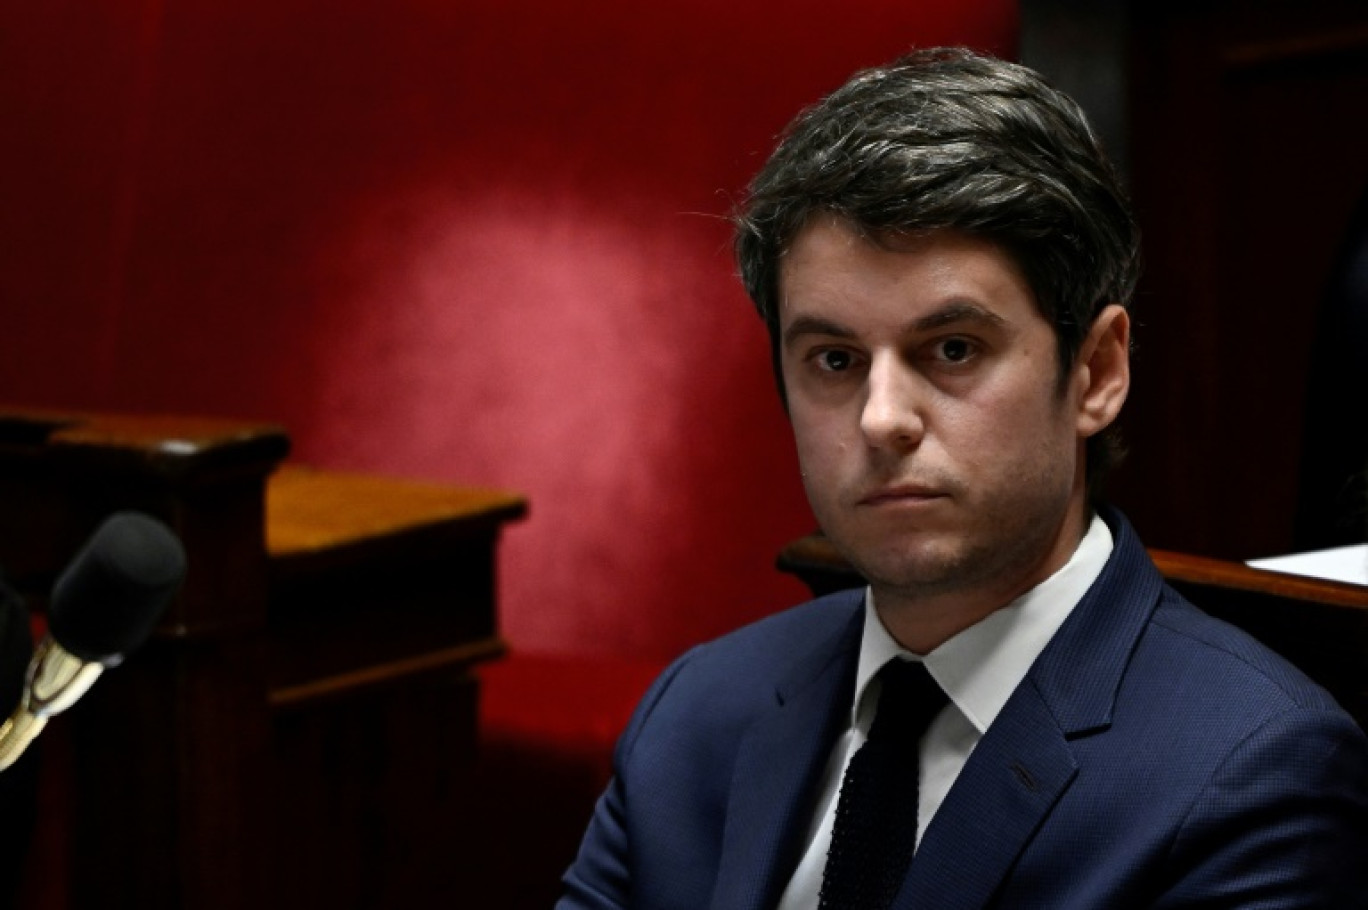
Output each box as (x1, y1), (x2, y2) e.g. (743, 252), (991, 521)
(558, 47), (1368, 909)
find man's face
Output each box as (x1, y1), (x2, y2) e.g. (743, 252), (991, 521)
(779, 218), (1094, 619)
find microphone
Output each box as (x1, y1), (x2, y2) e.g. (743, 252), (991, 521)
(0, 512), (186, 771)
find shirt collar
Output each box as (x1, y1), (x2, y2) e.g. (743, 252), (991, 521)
(851, 513), (1113, 733)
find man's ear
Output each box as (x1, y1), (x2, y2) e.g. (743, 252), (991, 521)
(1074, 304), (1130, 438)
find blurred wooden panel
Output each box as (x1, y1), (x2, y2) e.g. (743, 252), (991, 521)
(1112, 0), (1368, 559)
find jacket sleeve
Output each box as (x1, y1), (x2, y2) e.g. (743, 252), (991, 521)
(1157, 705), (1368, 908)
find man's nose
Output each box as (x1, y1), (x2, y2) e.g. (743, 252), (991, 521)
(860, 354), (925, 450)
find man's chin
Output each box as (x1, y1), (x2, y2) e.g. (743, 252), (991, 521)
(841, 540), (980, 596)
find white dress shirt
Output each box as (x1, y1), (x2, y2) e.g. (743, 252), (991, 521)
(776, 515), (1114, 910)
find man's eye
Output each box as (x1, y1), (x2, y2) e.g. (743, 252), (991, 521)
(816, 349), (854, 372)
(936, 338), (975, 363)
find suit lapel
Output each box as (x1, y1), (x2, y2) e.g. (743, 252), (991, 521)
(896, 679), (1077, 909)
(709, 593), (864, 910)
(895, 508), (1167, 909)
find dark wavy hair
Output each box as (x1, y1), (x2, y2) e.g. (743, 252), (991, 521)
(734, 47), (1140, 495)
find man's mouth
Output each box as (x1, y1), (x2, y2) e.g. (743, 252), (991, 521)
(858, 483), (947, 507)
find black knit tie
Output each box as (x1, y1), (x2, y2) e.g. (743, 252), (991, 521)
(819, 659), (947, 910)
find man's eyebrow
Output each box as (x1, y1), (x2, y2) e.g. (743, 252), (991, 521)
(914, 301), (1007, 332)
(782, 315), (856, 347)
(782, 302), (1008, 347)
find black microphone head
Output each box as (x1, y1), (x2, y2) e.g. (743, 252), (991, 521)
(49, 512), (186, 664)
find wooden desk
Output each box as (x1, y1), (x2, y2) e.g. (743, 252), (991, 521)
(778, 533), (1368, 730)
(0, 408), (525, 908)
(264, 466), (525, 906)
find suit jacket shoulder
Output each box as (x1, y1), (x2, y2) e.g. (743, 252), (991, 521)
(560, 588), (866, 910)
(620, 588), (864, 753)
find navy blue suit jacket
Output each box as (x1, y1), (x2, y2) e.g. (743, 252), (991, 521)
(559, 512), (1368, 908)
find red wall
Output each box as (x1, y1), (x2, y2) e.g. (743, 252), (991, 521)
(0, 1), (1016, 661)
